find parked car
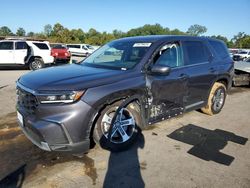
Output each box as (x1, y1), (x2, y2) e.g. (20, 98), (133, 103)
(233, 51), (250, 61)
(51, 44), (71, 63)
(0, 39), (54, 70)
(16, 36), (233, 153)
(66, 44), (95, 56)
(233, 58), (250, 86)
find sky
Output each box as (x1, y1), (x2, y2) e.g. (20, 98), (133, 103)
(0, 0), (249, 39)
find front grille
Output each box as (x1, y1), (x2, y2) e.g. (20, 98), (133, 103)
(17, 87), (38, 114)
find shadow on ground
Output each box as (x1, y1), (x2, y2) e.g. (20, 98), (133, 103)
(167, 124), (248, 166)
(103, 130), (145, 188)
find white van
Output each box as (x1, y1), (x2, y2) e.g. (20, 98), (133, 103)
(66, 44), (96, 56)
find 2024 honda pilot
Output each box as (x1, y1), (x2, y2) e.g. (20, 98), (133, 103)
(16, 35), (233, 153)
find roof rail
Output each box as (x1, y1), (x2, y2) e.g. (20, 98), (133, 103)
(0, 36), (48, 42)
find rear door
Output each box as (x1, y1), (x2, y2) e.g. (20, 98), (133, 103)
(182, 40), (215, 110)
(147, 41), (189, 123)
(14, 41), (28, 64)
(0, 41), (14, 64)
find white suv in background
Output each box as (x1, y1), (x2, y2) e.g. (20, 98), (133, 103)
(0, 39), (54, 70)
(66, 44), (96, 56)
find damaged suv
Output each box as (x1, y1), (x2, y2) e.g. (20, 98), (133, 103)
(16, 36), (233, 153)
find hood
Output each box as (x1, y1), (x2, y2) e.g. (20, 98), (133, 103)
(18, 64), (137, 91)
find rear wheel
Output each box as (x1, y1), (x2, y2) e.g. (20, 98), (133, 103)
(29, 58), (44, 70)
(201, 82), (227, 115)
(93, 101), (142, 152)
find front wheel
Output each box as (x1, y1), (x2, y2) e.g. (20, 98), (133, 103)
(201, 82), (227, 115)
(93, 101), (142, 152)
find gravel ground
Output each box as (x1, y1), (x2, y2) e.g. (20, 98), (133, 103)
(0, 68), (249, 188)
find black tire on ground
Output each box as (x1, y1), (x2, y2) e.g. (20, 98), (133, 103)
(93, 101), (142, 152)
(29, 58), (44, 70)
(201, 82), (227, 116)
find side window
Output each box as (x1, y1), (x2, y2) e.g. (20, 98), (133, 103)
(67, 45), (80, 49)
(0, 42), (14, 50)
(154, 42), (183, 68)
(16, 42), (28, 50)
(183, 41), (210, 65)
(32, 42), (49, 50)
(208, 40), (229, 59)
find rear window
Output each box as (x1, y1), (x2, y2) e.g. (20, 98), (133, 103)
(183, 41), (210, 65)
(33, 42), (49, 50)
(209, 40), (229, 59)
(52, 45), (66, 49)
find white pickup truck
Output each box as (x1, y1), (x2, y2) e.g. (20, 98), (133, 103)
(233, 51), (250, 61)
(233, 58), (250, 86)
(0, 39), (54, 70)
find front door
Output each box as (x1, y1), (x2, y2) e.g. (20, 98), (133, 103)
(146, 41), (188, 124)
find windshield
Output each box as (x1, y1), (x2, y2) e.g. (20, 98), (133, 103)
(81, 41), (151, 70)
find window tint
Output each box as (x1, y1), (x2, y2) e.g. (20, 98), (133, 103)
(67, 45), (80, 49)
(183, 41), (210, 65)
(52, 45), (66, 49)
(16, 42), (28, 50)
(33, 42), (49, 50)
(82, 46), (88, 50)
(0, 42), (14, 50)
(209, 40), (229, 59)
(154, 42), (183, 68)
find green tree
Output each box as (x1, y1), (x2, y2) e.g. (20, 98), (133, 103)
(171, 28), (186, 35)
(241, 36), (250, 48)
(44, 24), (52, 37)
(16, 27), (26, 36)
(187, 24), (207, 36)
(27, 32), (35, 37)
(0, 26), (13, 36)
(70, 29), (85, 43)
(232, 32), (247, 48)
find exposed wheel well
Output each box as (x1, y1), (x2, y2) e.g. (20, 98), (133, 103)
(27, 56), (43, 64)
(88, 97), (142, 148)
(216, 78), (228, 89)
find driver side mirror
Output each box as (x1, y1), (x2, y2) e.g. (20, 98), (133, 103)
(149, 65), (171, 76)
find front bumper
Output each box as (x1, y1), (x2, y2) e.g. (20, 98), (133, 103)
(17, 93), (95, 153)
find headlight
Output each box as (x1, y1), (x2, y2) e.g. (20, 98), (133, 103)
(37, 91), (85, 104)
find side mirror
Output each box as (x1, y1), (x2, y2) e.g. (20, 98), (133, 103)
(150, 65), (171, 76)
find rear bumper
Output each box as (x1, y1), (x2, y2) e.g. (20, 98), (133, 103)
(17, 99), (95, 153)
(54, 56), (71, 61)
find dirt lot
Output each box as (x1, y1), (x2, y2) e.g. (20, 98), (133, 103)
(0, 68), (249, 188)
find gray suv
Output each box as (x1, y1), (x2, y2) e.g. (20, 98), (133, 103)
(16, 35), (233, 153)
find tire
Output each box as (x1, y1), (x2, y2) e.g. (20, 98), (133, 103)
(201, 82), (227, 116)
(29, 58), (44, 70)
(93, 101), (142, 152)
